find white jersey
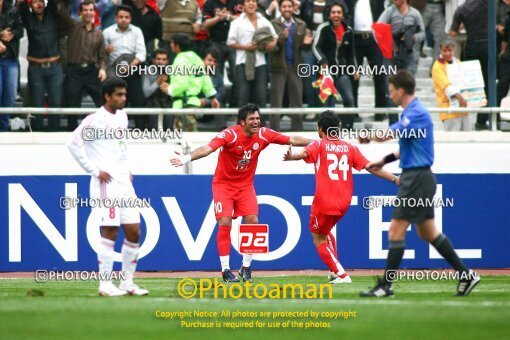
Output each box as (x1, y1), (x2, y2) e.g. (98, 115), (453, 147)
(67, 106), (131, 184)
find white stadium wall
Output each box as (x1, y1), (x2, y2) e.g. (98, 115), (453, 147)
(1, 131), (510, 175)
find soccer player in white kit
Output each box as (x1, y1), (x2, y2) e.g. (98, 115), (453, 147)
(67, 78), (149, 297)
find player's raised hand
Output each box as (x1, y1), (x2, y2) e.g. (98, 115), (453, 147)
(97, 171), (112, 183)
(170, 152), (183, 167)
(170, 152), (191, 167)
(283, 146), (293, 161)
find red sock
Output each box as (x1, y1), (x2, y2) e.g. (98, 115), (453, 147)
(317, 242), (346, 276)
(327, 232), (338, 258)
(216, 225), (231, 256)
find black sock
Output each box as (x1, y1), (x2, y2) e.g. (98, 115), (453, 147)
(383, 240), (405, 285)
(431, 234), (468, 273)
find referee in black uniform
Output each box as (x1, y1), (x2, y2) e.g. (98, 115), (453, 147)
(358, 70), (480, 297)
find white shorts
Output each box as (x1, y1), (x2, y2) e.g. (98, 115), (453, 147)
(89, 177), (141, 226)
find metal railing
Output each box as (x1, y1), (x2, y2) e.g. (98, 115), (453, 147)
(0, 106), (504, 131)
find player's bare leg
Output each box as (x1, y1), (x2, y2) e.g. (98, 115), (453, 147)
(238, 215), (257, 283)
(361, 218), (409, 297)
(312, 233), (351, 284)
(416, 219), (480, 296)
(217, 217), (239, 282)
(118, 223), (149, 295)
(98, 226), (127, 297)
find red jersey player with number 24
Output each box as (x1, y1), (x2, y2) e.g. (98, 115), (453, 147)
(284, 111), (399, 284)
(170, 104), (310, 282)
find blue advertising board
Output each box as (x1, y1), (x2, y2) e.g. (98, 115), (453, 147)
(0, 174), (508, 271)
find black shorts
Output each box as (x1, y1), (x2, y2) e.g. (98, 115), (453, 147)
(392, 167), (436, 224)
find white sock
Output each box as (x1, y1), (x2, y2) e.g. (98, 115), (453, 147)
(220, 255), (230, 271)
(121, 239), (139, 285)
(242, 254), (253, 268)
(98, 237), (115, 285)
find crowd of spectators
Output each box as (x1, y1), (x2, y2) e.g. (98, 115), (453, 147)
(0, 0), (505, 132)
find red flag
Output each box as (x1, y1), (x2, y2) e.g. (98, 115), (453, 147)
(94, 9), (100, 27)
(372, 23), (393, 59)
(147, 0), (160, 14)
(313, 74), (340, 104)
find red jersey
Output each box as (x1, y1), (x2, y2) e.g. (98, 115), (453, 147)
(304, 139), (369, 215)
(208, 125), (291, 187)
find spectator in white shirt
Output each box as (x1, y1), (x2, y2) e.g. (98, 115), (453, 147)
(103, 5), (147, 127)
(227, 0), (277, 107)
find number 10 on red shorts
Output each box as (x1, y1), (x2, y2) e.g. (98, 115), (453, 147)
(238, 224), (269, 254)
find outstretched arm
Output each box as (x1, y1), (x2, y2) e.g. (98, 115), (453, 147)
(359, 129), (395, 144)
(365, 165), (400, 185)
(288, 135), (311, 146)
(363, 147), (400, 184)
(365, 150), (400, 172)
(170, 145), (214, 167)
(283, 146), (308, 161)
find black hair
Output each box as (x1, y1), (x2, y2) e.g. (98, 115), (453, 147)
(238, 103), (260, 123)
(326, 1), (346, 17)
(153, 48), (169, 58)
(79, 0), (96, 12)
(389, 70), (416, 95)
(204, 48), (219, 61)
(171, 33), (192, 52)
(116, 4), (133, 16)
(102, 78), (127, 103)
(317, 110), (340, 135)
(279, 0), (294, 7)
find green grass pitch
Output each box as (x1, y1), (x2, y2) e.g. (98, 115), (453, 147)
(1, 275), (509, 339)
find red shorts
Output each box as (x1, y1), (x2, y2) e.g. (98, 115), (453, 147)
(212, 183), (258, 220)
(309, 206), (343, 235)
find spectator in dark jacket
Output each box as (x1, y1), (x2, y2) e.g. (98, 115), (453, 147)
(201, 48), (225, 130)
(57, 0), (107, 130)
(312, 1), (358, 129)
(269, 0), (310, 131)
(345, 0), (388, 118)
(299, 0), (347, 112)
(450, 0), (489, 130)
(299, 0), (347, 28)
(19, 0), (64, 131)
(0, 0), (23, 131)
(123, 0), (162, 45)
(142, 48), (173, 129)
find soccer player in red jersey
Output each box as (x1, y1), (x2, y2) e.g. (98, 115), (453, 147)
(284, 111), (399, 283)
(170, 104), (310, 282)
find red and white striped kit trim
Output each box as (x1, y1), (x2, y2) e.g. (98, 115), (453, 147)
(327, 236), (335, 253)
(326, 246), (342, 273)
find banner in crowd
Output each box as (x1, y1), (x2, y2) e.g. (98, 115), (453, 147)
(447, 60), (487, 107)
